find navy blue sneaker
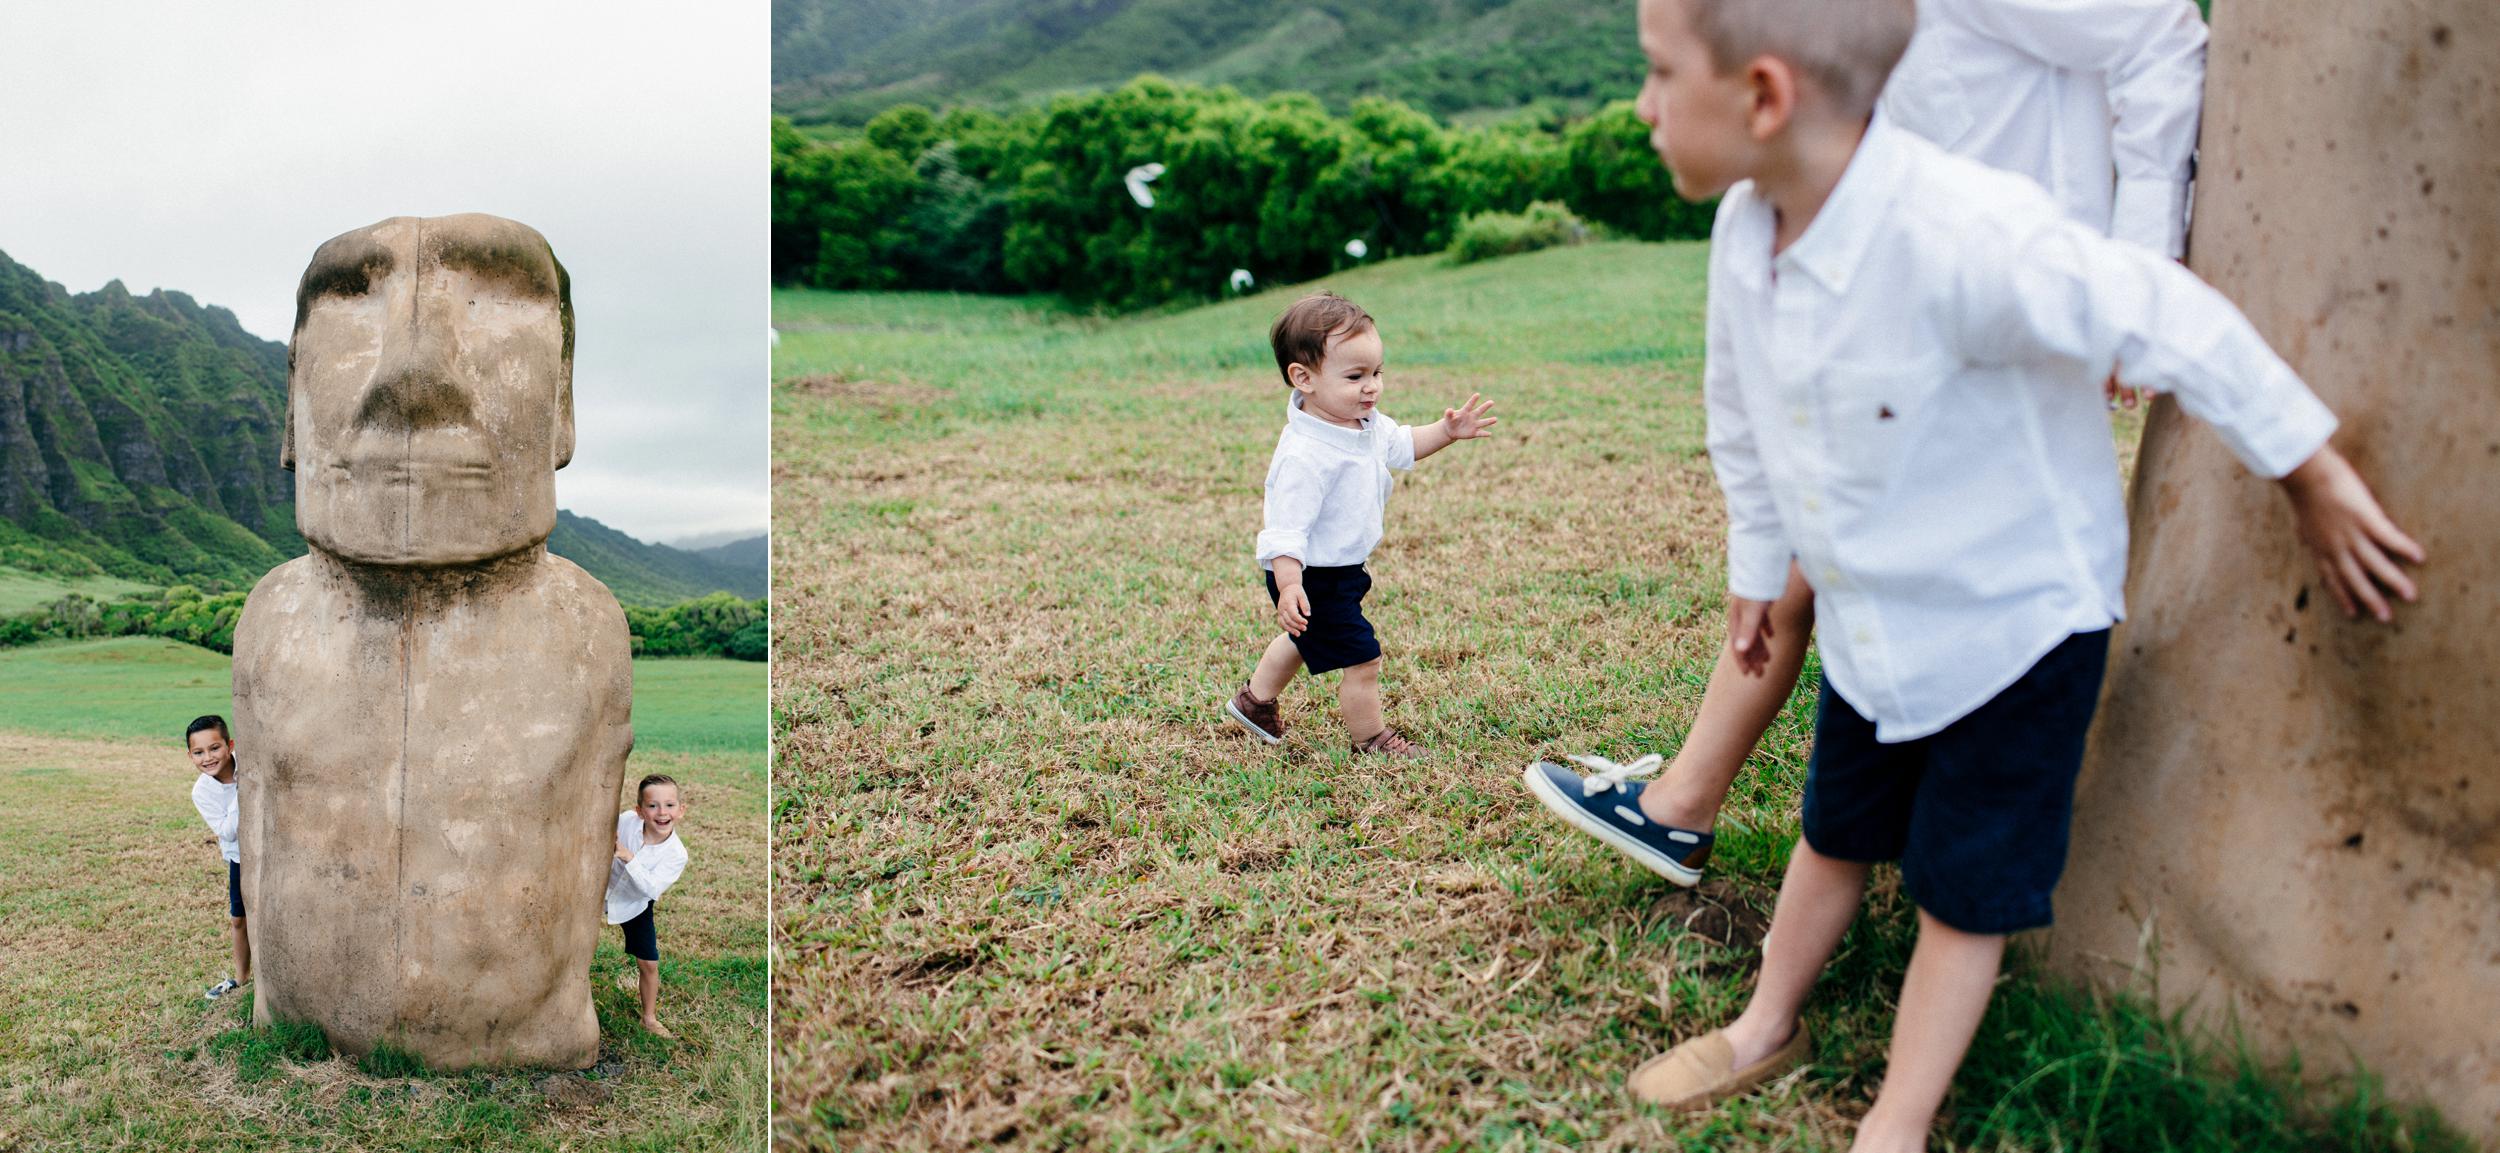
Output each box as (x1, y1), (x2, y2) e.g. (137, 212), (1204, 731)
(1522, 755), (1713, 886)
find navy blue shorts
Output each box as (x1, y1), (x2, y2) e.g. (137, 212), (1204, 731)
(621, 902), (659, 962)
(227, 860), (245, 919)
(1801, 628), (2110, 935)
(1266, 564), (1380, 675)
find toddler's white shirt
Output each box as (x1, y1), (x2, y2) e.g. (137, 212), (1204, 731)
(1706, 119), (2335, 742)
(1880, 0), (2207, 257)
(192, 772), (240, 865)
(1254, 392), (1417, 569)
(606, 810), (688, 925)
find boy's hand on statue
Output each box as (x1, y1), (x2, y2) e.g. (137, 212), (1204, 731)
(615, 838), (635, 863)
(1441, 394), (1499, 439)
(1726, 595), (1777, 676)
(1276, 583), (1310, 635)
(2281, 446), (2424, 622)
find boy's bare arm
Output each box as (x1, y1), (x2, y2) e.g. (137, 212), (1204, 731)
(2279, 445), (2424, 621)
(1410, 394), (1498, 461)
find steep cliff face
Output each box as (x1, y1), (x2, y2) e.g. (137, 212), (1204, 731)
(0, 251), (297, 586)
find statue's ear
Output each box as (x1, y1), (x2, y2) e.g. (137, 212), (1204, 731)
(555, 366), (575, 470)
(281, 342), (297, 471)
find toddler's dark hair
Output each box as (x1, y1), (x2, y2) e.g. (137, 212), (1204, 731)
(185, 715), (230, 742)
(637, 773), (681, 802)
(1269, 291), (1375, 387)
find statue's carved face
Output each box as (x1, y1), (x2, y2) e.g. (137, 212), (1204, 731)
(286, 215), (573, 567)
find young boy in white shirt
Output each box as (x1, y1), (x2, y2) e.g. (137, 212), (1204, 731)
(1224, 292), (1497, 758)
(1528, 0), (2212, 887)
(186, 715), (250, 1001)
(608, 773), (689, 1038)
(1606, 0), (2423, 1145)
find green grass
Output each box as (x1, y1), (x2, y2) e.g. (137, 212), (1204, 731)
(769, 242), (2463, 1151)
(0, 566), (154, 615)
(0, 639), (765, 1151)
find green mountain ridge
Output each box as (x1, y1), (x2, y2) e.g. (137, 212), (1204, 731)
(771, 0), (1642, 125)
(0, 247), (759, 608)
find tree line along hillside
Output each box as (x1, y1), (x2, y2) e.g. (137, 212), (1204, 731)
(774, 77), (1712, 311)
(772, 0), (1642, 127)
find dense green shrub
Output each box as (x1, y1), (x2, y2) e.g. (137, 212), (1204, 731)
(625, 592), (768, 661)
(772, 77), (1716, 308)
(1445, 201), (1589, 265)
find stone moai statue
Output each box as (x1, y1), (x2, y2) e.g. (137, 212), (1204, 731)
(2047, 2), (2497, 1139)
(233, 215), (634, 1070)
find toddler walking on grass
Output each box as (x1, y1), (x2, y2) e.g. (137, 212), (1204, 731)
(1224, 291), (1496, 758)
(1571, 0), (2422, 1147)
(609, 773), (689, 1038)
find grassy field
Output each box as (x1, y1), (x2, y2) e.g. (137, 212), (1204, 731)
(0, 566), (154, 616)
(0, 638), (767, 1152)
(770, 243), (2460, 1151)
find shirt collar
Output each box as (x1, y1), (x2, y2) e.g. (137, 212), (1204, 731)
(1284, 391), (1375, 449)
(1761, 114), (1915, 296)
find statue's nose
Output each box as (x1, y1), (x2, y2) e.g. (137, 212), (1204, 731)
(355, 299), (472, 433)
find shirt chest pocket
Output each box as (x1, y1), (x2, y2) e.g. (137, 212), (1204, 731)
(1815, 356), (1952, 498)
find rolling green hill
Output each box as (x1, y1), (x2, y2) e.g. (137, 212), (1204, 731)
(0, 248), (760, 607)
(771, 0), (1642, 125)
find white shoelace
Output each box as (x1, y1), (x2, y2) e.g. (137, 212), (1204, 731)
(1567, 752), (1663, 797)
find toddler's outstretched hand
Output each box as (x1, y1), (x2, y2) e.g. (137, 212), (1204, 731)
(1276, 583), (1311, 636)
(1726, 594), (1777, 677)
(1442, 394), (1499, 439)
(2280, 445), (2424, 622)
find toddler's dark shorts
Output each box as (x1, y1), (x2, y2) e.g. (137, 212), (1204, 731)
(621, 902), (660, 962)
(1802, 628), (2110, 935)
(1266, 564), (1380, 675)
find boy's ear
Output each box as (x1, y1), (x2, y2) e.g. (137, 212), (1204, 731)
(1746, 54), (1799, 142)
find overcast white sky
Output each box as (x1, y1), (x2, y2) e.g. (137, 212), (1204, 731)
(0, 1), (766, 548)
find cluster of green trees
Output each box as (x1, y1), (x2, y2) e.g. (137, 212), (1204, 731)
(624, 593), (769, 661)
(774, 77), (1712, 309)
(0, 588), (768, 661)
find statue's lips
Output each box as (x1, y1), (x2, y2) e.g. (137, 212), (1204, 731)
(326, 434), (496, 490)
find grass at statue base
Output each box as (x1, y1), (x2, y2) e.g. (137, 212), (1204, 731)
(0, 640), (765, 1152)
(768, 242), (2458, 1151)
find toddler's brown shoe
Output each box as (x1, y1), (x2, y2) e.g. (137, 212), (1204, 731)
(1350, 727), (1428, 759)
(1226, 684), (1285, 744)
(1626, 1023), (1811, 1111)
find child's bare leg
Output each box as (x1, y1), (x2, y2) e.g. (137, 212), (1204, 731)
(1642, 561), (1815, 830)
(231, 915), (252, 984)
(1338, 657), (1384, 742)
(1248, 634), (1302, 701)
(637, 958), (673, 1037)
(1722, 839), (1867, 1068)
(1849, 911), (2005, 1152)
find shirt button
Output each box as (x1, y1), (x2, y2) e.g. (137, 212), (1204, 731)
(1790, 407), (1810, 427)
(1804, 496), (1822, 513)
(1852, 629), (1872, 644)
(1822, 567), (1842, 583)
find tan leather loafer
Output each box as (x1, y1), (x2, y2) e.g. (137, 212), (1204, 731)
(1626, 1023), (1812, 1110)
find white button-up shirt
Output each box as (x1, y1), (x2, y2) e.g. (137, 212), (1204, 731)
(606, 810), (688, 925)
(1254, 392), (1417, 569)
(192, 772), (240, 865)
(1880, 0), (2207, 257)
(1706, 119), (2336, 741)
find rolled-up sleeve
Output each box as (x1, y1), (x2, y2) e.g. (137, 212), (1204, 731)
(617, 844), (686, 904)
(1960, 214), (2337, 479)
(1255, 454), (1326, 566)
(1381, 418), (1417, 472)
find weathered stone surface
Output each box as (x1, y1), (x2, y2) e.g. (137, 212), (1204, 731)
(233, 215), (631, 1071)
(2047, 4), (2498, 1139)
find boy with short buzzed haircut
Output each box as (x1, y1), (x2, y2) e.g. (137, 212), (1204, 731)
(1612, 0), (2422, 1145)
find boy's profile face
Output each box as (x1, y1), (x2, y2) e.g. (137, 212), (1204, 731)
(1635, 0), (1764, 201)
(637, 783), (684, 838)
(188, 728), (235, 777)
(1287, 325), (1386, 430)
